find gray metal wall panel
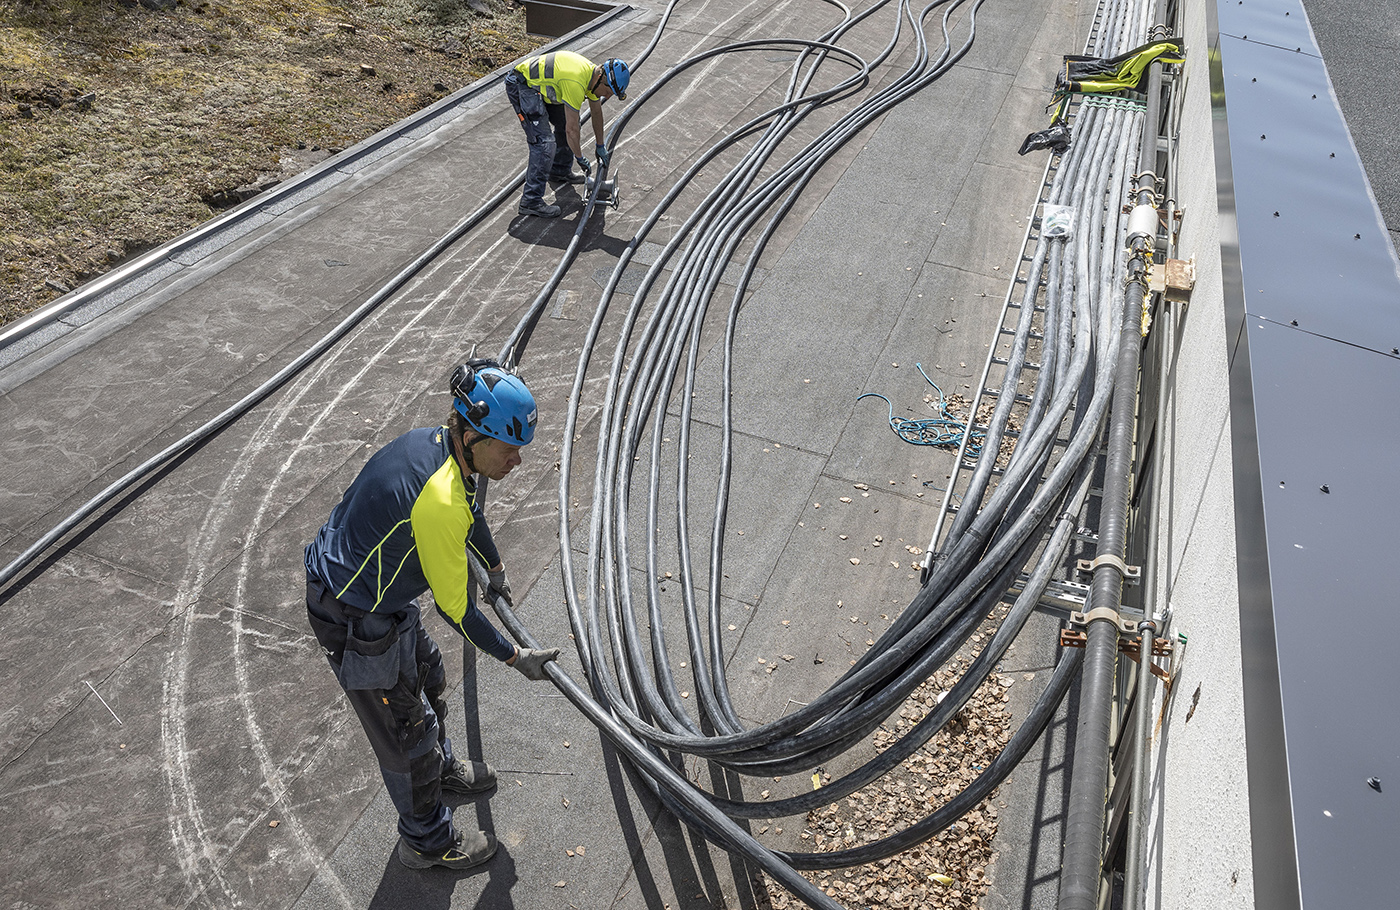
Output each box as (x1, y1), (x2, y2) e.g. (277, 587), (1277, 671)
(1212, 0), (1400, 907)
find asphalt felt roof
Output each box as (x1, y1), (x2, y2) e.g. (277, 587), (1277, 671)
(2, 0), (1391, 907)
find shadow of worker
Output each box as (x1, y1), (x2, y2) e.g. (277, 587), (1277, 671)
(453, 641), (519, 909)
(506, 184), (631, 258)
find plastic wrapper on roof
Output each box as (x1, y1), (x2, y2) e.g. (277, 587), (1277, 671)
(1020, 120), (1072, 155)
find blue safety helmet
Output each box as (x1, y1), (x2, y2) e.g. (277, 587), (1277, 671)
(450, 360), (537, 446)
(601, 58), (630, 100)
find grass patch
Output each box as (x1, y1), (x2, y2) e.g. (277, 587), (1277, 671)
(0, 0), (541, 325)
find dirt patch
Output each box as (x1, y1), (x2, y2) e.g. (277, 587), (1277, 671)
(0, 0), (542, 326)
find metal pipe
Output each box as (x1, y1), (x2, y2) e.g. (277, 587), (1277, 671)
(1126, 5), (1173, 906)
(1058, 65), (1163, 910)
(1123, 618), (1158, 910)
(1059, 615), (1121, 910)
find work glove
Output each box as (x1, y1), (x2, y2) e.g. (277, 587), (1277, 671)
(575, 154), (592, 176)
(595, 144), (610, 168)
(511, 647), (560, 681)
(486, 567), (512, 605)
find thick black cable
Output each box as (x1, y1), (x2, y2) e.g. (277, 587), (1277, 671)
(540, 0), (1120, 828)
(480, 0), (1155, 892)
(0, 176), (523, 596)
(1059, 7), (1159, 908)
(565, 0), (1092, 778)
(585, 0), (991, 750)
(562, 28), (1131, 851)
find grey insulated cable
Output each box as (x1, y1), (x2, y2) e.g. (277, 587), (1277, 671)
(508, 0), (1159, 898)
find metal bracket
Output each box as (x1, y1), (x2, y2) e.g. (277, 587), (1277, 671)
(1068, 606), (1137, 634)
(586, 169), (621, 209)
(1060, 628), (1088, 648)
(1121, 635), (1174, 659)
(1149, 256), (1196, 300)
(1129, 172), (1161, 205)
(918, 549), (936, 586)
(1123, 635), (1175, 684)
(1002, 574), (1090, 619)
(1058, 628), (1175, 684)
(1076, 555), (1141, 585)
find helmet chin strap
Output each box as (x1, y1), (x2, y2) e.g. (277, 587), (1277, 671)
(454, 429), (483, 476)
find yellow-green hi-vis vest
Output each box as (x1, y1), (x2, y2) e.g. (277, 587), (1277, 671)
(514, 50), (599, 110)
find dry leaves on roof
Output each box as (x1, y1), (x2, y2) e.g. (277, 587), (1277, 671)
(763, 653), (1013, 910)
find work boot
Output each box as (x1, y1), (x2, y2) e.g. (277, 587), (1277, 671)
(440, 757), (496, 795)
(518, 199), (561, 217)
(549, 171), (586, 185)
(397, 830), (498, 870)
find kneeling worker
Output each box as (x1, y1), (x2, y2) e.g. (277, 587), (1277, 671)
(505, 51), (630, 217)
(304, 361), (560, 870)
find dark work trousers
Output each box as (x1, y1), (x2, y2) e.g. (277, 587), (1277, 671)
(305, 577), (459, 852)
(504, 71), (576, 206)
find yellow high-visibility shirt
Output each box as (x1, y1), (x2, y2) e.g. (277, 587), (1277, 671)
(514, 50), (598, 110)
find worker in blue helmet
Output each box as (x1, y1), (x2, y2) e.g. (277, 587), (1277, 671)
(505, 51), (630, 217)
(303, 360), (558, 871)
